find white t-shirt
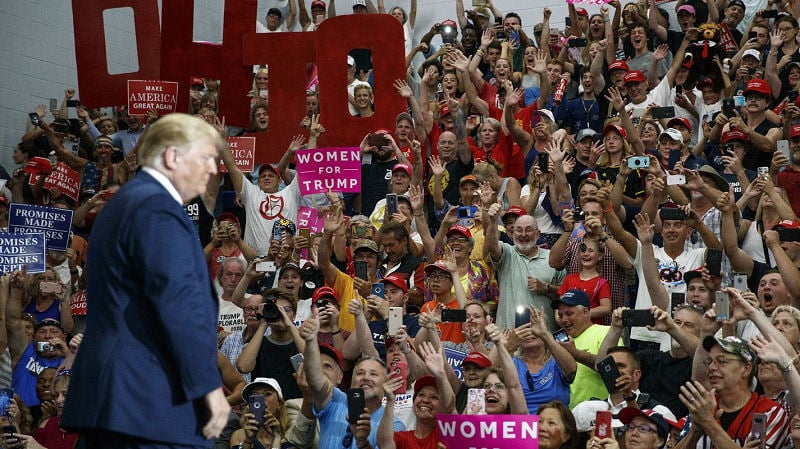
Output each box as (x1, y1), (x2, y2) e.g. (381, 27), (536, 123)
(218, 294), (248, 334)
(520, 184), (562, 235)
(630, 240), (706, 344)
(241, 176), (301, 255)
(626, 76), (672, 115)
(256, 21), (288, 33)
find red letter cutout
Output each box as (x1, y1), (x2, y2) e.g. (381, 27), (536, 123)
(72, 0), (160, 108)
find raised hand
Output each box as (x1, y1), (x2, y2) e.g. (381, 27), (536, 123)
(394, 79), (414, 98)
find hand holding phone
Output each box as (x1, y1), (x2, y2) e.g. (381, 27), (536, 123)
(347, 388), (365, 424)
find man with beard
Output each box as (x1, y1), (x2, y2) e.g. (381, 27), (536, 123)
(483, 186), (565, 330)
(220, 294), (265, 382)
(358, 129), (410, 216)
(300, 316), (404, 449)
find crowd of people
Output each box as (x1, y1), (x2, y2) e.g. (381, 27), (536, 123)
(6, 0), (800, 447)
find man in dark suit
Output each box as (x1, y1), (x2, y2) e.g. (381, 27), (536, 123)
(62, 113), (230, 447)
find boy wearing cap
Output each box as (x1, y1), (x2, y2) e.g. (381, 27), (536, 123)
(710, 130), (756, 202)
(678, 335), (789, 449)
(300, 0), (328, 31)
(419, 258), (467, 344)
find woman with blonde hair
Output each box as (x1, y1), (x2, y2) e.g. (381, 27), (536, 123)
(248, 68), (269, 107)
(230, 378), (290, 449)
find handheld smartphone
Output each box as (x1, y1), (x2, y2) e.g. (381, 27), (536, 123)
(538, 152), (550, 173)
(778, 227), (800, 242)
(29, 112), (41, 126)
(715, 291), (730, 322)
(676, 85), (684, 95)
(39, 281), (62, 294)
(627, 156), (650, 169)
(565, 17), (572, 27)
(298, 228), (311, 242)
(66, 100), (79, 120)
(495, 17), (506, 40)
(390, 361), (408, 395)
(355, 260), (368, 280)
(668, 149), (682, 170)
(568, 38), (588, 47)
(441, 308), (467, 322)
(550, 27), (559, 36)
(466, 388), (486, 415)
(778, 140), (791, 161)
(595, 410), (613, 438)
(386, 193), (398, 216)
(515, 305), (531, 328)
(651, 106), (676, 119)
(733, 272), (748, 292)
(749, 31), (759, 39)
(621, 309), (656, 327)
(388, 306), (403, 335)
(733, 95), (747, 107)
(706, 248), (723, 276)
(249, 394), (266, 426)
(49, 98), (58, 111)
(761, 9), (779, 18)
(456, 206), (476, 219)
(0, 389), (12, 417)
(347, 388), (365, 424)
(255, 261), (276, 272)
(371, 283), (385, 298)
(758, 166), (770, 178)
(665, 174), (687, 187)
(660, 207), (686, 221)
(597, 355), (622, 393)
(290, 353), (304, 372)
(722, 98), (736, 118)
(436, 89), (446, 102)
(722, 143), (735, 157)
(272, 226), (283, 242)
(671, 292), (686, 305)
(472, 0), (487, 7)
(367, 134), (389, 148)
(752, 413), (767, 448)
(574, 207), (585, 222)
(553, 328), (569, 342)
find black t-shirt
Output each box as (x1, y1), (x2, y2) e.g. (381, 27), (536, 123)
(361, 159), (397, 215)
(741, 119), (780, 171)
(254, 337), (302, 400)
(185, 196), (215, 248)
(638, 349), (693, 418)
(368, 315), (421, 359)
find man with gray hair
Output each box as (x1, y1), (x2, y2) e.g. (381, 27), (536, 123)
(62, 113), (230, 445)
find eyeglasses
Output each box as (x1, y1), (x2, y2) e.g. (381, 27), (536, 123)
(243, 307), (260, 313)
(625, 423), (658, 434)
(482, 382), (506, 391)
(703, 357), (743, 367)
(447, 237), (469, 244)
(427, 273), (451, 281)
(342, 425), (353, 447)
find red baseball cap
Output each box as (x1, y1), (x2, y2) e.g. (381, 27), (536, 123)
(447, 224), (472, 239)
(381, 274), (408, 293)
(667, 117), (692, 132)
(603, 123), (628, 141)
(413, 375), (438, 398)
(311, 0), (327, 8)
(258, 164), (280, 176)
(608, 60), (630, 73)
(424, 259), (450, 275)
(502, 205), (526, 220)
(392, 163), (412, 177)
(790, 124), (800, 139)
(189, 76), (205, 86)
(623, 70), (646, 84)
(743, 78), (770, 97)
(576, 7), (589, 16)
(721, 129), (748, 143)
(312, 286), (340, 305)
(462, 351), (492, 368)
(217, 212), (240, 226)
(319, 343), (343, 369)
(774, 220), (800, 230)
(23, 157), (52, 175)
(439, 104), (452, 118)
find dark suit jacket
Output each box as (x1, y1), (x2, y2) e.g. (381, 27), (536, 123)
(62, 171), (221, 446)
